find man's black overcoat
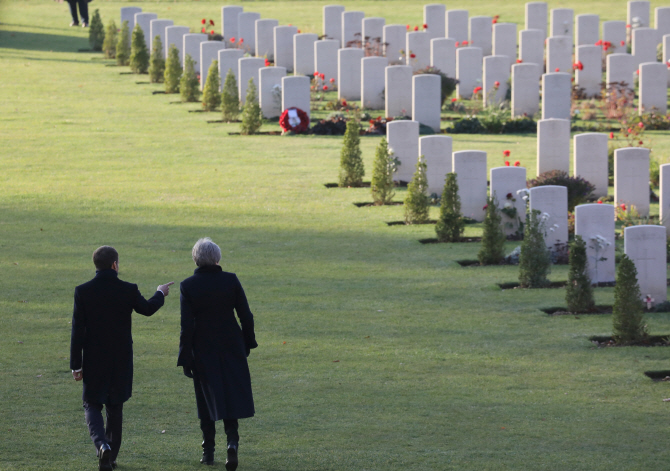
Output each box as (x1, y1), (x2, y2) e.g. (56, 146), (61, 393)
(178, 266), (258, 421)
(70, 269), (164, 404)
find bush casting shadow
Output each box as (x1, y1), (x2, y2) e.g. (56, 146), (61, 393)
(0, 30), (87, 53)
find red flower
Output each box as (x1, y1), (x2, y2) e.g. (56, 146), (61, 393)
(597, 200), (603, 204)
(573, 61), (583, 70)
(513, 161), (520, 167)
(369, 120), (375, 125)
(297, 29), (301, 33)
(406, 24), (410, 30)
(265, 59), (270, 66)
(314, 71), (319, 76)
(414, 26), (419, 31)
(462, 40), (469, 46)
(494, 81), (500, 87)
(620, 203), (627, 210)
(627, 128), (632, 133)
(201, 27), (206, 33)
(201, 19), (206, 25)
(423, 23), (428, 29)
(473, 86), (482, 93)
(230, 37), (235, 43)
(329, 78), (335, 83)
(609, 132), (614, 139)
(342, 99), (347, 106)
(240, 38), (244, 43)
(626, 24), (631, 28)
(209, 19), (214, 26)
(492, 18), (497, 24)
(636, 69), (639, 75)
(621, 40), (625, 46)
(451, 97), (457, 102)
(483, 204), (489, 210)
(555, 68), (560, 72)
(323, 85), (328, 91)
(639, 140), (643, 145)
(410, 53), (416, 58)
(211, 30), (215, 35)
(516, 59), (523, 63)
(667, 61), (670, 68)
(604, 41), (611, 47)
(503, 150), (510, 157)
(455, 41), (460, 47)
(320, 73), (325, 80)
(595, 39), (602, 46)
(638, 122), (644, 128)
(504, 161), (510, 166)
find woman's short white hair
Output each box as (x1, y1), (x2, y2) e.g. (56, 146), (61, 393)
(192, 237), (221, 267)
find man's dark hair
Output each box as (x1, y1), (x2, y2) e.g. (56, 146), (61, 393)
(93, 246), (119, 270)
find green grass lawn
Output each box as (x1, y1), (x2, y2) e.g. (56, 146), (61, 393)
(2, 1), (670, 470)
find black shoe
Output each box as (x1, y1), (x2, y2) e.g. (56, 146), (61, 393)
(99, 444), (113, 471)
(225, 443), (238, 471)
(200, 449), (214, 465)
(70, 21), (79, 26)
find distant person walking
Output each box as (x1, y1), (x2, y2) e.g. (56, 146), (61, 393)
(178, 238), (258, 470)
(70, 246), (173, 471)
(55, 0), (89, 27)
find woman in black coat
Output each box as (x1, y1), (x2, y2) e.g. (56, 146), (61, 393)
(178, 238), (258, 470)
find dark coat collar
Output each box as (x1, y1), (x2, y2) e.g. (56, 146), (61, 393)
(195, 265), (222, 274)
(95, 269), (119, 278)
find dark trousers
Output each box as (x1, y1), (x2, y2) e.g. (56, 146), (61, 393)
(193, 374), (239, 450)
(84, 401), (123, 461)
(66, 0), (88, 24)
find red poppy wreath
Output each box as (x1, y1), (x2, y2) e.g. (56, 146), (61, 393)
(279, 107), (310, 134)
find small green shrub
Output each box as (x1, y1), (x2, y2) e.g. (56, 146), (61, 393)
(201, 61), (221, 110)
(148, 35), (165, 83)
(116, 21), (131, 66)
(565, 235), (595, 313)
(404, 155), (430, 224)
(221, 68), (239, 122)
(478, 196), (506, 265)
(435, 173), (464, 242)
(240, 79), (263, 135)
(179, 54), (200, 102)
(446, 117), (485, 134)
(371, 138), (397, 205)
(88, 9), (105, 52)
(129, 24), (149, 74)
(338, 119), (365, 187)
(414, 66), (458, 104)
(650, 157), (660, 187)
(527, 170), (595, 212)
(500, 117), (537, 134)
(164, 44), (181, 94)
(518, 210), (552, 288)
(612, 254), (646, 344)
(102, 19), (117, 59)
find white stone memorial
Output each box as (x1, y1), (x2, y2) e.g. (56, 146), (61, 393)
(575, 45), (602, 97)
(550, 8), (574, 46)
(576, 14), (599, 46)
(525, 2), (548, 38)
(431, 38), (456, 78)
(541, 73), (571, 120)
(511, 63), (541, 118)
(529, 185), (569, 249)
(200, 41), (226, 91)
(519, 29), (544, 67)
(490, 166), (527, 236)
(660, 163), (670, 235)
(219, 49), (244, 88)
(362, 17), (385, 50)
(281, 76), (311, 118)
(120, 7), (141, 41)
(255, 19), (279, 60)
(639, 62), (668, 114)
(406, 32), (431, 70)
(221, 6), (243, 48)
(274, 25), (298, 72)
(294, 33), (318, 76)
(469, 16), (493, 56)
(656, 7), (670, 39)
(387, 120), (420, 183)
(238, 12), (261, 54)
(574, 133), (608, 198)
(624, 225), (667, 302)
(134, 12), (157, 49)
(456, 47), (483, 99)
(483, 55), (511, 106)
(259, 66), (286, 118)
(361, 56), (388, 110)
(165, 26), (189, 65)
(453, 150), (488, 222)
(446, 10), (468, 43)
(424, 4), (446, 40)
(314, 39), (339, 83)
(628, 1), (651, 33)
(614, 147), (650, 217)
(383, 25), (407, 65)
(546, 36), (572, 73)
(664, 35), (670, 86)
(183, 33), (208, 72)
(574, 204), (616, 284)
(238, 57), (265, 104)
(537, 118), (570, 175)
(420, 136), (452, 195)
(606, 53), (635, 87)
(385, 65), (413, 117)
(632, 27), (659, 66)
(603, 21), (627, 54)
(342, 11), (364, 48)
(412, 74), (441, 132)
(150, 19), (173, 58)
(492, 23), (517, 63)
(338, 48), (364, 101)
(323, 5), (345, 43)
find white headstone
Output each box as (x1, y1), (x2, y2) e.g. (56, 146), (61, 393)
(660, 163), (670, 235)
(603, 21), (627, 54)
(574, 204), (616, 284)
(525, 2), (548, 38)
(624, 225), (667, 302)
(614, 147), (650, 217)
(446, 10), (469, 43)
(456, 47), (483, 99)
(420, 136), (453, 195)
(342, 11), (364, 48)
(255, 19), (279, 60)
(134, 12), (157, 49)
(483, 55), (511, 106)
(575, 45), (602, 97)
(469, 16), (493, 56)
(656, 7), (670, 39)
(259, 66), (287, 118)
(385, 65), (413, 117)
(200, 41), (226, 91)
(294, 33), (318, 76)
(490, 166), (528, 236)
(387, 120), (420, 183)
(546, 36), (572, 73)
(424, 4), (446, 40)
(628, 1), (651, 33)
(550, 8), (574, 46)
(338, 48), (364, 100)
(165, 26), (189, 65)
(492, 23), (517, 62)
(606, 53), (635, 87)
(361, 56), (388, 110)
(453, 150), (488, 222)
(576, 14), (599, 46)
(519, 29), (544, 67)
(121, 7), (141, 41)
(529, 185), (569, 249)
(323, 5), (345, 43)
(150, 19), (173, 58)
(183, 33), (208, 72)
(274, 25), (298, 72)
(238, 12), (261, 54)
(431, 38), (456, 78)
(511, 63), (541, 118)
(632, 27), (659, 66)
(383, 25), (407, 65)
(221, 6), (243, 48)
(541, 72), (571, 120)
(362, 17), (385, 51)
(406, 31), (431, 70)
(412, 74), (441, 132)
(315, 39), (339, 83)
(238, 57), (265, 104)
(219, 49), (244, 88)
(537, 118), (570, 175)
(639, 62), (668, 114)
(281, 75), (311, 118)
(664, 35), (670, 86)
(574, 133), (609, 197)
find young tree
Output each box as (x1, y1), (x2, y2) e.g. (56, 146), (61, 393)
(565, 235), (595, 313)
(116, 21), (131, 66)
(102, 19), (117, 59)
(435, 173), (464, 242)
(164, 45), (182, 94)
(202, 61), (221, 110)
(148, 35), (165, 83)
(221, 68), (239, 122)
(88, 9), (105, 52)
(404, 155), (430, 224)
(180, 54), (200, 102)
(338, 119), (364, 187)
(518, 210), (552, 288)
(240, 79), (263, 135)
(371, 138), (397, 205)
(129, 24), (149, 74)
(478, 195), (506, 265)
(613, 255), (646, 344)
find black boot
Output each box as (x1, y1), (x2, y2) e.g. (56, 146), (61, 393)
(200, 419), (215, 465)
(225, 443), (238, 471)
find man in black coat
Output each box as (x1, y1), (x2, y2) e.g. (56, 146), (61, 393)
(70, 246), (173, 471)
(178, 238), (257, 470)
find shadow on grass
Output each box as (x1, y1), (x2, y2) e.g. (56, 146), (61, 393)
(0, 29), (87, 53)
